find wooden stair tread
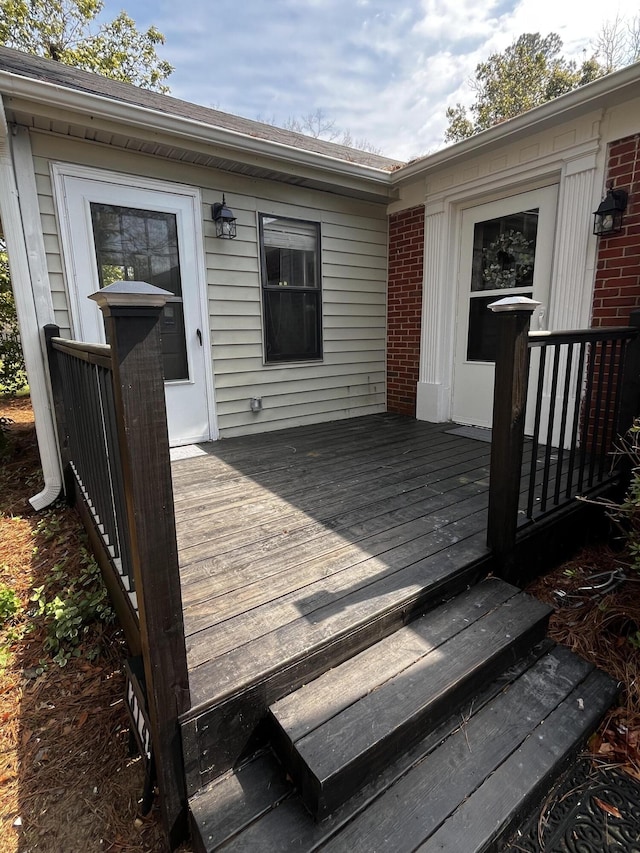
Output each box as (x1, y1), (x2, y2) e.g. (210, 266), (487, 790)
(188, 645), (617, 852)
(268, 583), (552, 818)
(180, 538), (491, 795)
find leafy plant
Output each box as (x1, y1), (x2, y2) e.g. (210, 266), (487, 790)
(30, 547), (115, 666)
(0, 415), (13, 459)
(0, 582), (20, 624)
(0, 244), (27, 396)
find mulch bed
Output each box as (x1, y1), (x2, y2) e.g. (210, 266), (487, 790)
(0, 398), (175, 852)
(528, 546), (640, 781)
(1, 397), (638, 850)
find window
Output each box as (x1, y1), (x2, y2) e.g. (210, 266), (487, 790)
(90, 203), (189, 381)
(259, 214), (322, 362)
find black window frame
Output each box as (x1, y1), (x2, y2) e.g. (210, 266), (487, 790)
(259, 213), (323, 363)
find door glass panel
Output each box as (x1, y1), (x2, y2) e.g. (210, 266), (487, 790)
(90, 203), (188, 380)
(467, 208), (539, 362)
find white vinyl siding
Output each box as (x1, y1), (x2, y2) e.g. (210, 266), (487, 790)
(29, 132), (387, 437)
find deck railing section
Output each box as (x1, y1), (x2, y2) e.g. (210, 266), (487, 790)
(44, 282), (190, 851)
(487, 298), (640, 573)
(525, 327), (635, 521)
(45, 334), (137, 621)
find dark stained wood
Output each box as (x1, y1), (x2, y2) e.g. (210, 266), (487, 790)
(75, 482), (141, 655)
(182, 490), (490, 640)
(271, 592), (551, 819)
(181, 536), (492, 794)
(43, 324), (74, 502)
(319, 647), (594, 853)
(171, 414), (608, 797)
(269, 578), (518, 743)
(416, 667), (619, 853)
(99, 290), (190, 849)
(187, 641), (553, 852)
(188, 644), (612, 853)
(188, 750), (291, 853)
(617, 309), (640, 435)
(487, 307), (534, 569)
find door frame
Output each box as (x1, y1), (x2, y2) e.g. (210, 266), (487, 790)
(51, 162), (218, 443)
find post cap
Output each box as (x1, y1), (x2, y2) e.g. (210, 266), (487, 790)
(488, 296), (541, 314)
(89, 281), (173, 310)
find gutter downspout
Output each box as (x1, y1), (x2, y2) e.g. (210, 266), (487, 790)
(0, 97), (61, 509)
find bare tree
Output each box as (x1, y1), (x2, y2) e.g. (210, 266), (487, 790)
(627, 16), (640, 64)
(593, 14), (628, 72)
(593, 14), (640, 72)
(257, 108), (382, 154)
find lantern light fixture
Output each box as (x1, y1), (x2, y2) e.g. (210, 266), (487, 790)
(212, 194), (237, 239)
(593, 185), (628, 237)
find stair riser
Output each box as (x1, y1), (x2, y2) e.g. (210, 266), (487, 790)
(180, 561), (488, 795)
(298, 612), (550, 819)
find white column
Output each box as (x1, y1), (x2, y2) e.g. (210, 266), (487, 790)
(416, 200), (452, 422)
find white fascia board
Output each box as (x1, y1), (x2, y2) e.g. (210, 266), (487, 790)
(0, 71), (394, 192)
(393, 61), (640, 185)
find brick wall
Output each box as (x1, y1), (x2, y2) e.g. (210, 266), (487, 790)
(387, 206), (425, 416)
(592, 134), (640, 327)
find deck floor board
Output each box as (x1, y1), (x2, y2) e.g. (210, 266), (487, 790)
(172, 415), (570, 710)
(171, 415), (503, 710)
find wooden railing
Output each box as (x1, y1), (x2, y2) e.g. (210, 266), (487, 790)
(45, 334), (138, 635)
(44, 282), (190, 851)
(487, 298), (640, 577)
(525, 327), (636, 520)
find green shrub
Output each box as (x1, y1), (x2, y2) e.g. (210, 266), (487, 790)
(0, 583), (20, 624)
(30, 547), (115, 667)
(0, 242), (27, 396)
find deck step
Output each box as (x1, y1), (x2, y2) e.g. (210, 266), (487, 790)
(268, 579), (551, 819)
(189, 643), (618, 852)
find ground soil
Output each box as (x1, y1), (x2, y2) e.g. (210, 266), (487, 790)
(0, 399), (638, 851)
(0, 398), (188, 853)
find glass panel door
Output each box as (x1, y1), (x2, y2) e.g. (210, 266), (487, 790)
(466, 208), (538, 362)
(452, 186), (558, 429)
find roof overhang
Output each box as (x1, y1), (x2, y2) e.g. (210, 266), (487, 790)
(0, 69), (397, 203)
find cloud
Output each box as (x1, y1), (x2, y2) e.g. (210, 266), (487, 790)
(110, 0), (640, 160)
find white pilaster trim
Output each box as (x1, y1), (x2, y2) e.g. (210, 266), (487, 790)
(548, 156), (600, 332)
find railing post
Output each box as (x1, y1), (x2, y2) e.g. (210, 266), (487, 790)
(89, 282), (190, 850)
(616, 309), (640, 436)
(43, 323), (74, 503)
(487, 296), (539, 578)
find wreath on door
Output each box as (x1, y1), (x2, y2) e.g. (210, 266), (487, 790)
(482, 229), (534, 289)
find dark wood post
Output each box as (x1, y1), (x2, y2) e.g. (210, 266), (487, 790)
(616, 309), (640, 436)
(89, 282), (190, 850)
(43, 323), (74, 503)
(487, 296), (539, 578)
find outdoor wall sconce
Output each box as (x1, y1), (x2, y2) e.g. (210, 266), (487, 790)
(212, 194), (237, 239)
(593, 185), (628, 236)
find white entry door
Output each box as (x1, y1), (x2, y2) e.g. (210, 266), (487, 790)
(54, 169), (214, 446)
(452, 186), (558, 428)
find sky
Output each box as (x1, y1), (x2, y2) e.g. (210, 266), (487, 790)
(98, 0), (640, 161)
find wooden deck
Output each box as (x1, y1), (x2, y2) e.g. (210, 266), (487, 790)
(171, 414), (494, 711)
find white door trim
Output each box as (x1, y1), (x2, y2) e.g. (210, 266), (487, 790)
(51, 161), (218, 443)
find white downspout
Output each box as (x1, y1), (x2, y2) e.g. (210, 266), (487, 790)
(0, 98), (61, 509)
